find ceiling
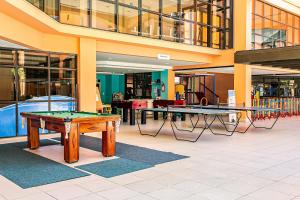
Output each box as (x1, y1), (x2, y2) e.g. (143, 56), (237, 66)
(96, 52), (203, 74)
(174, 66), (300, 76)
(0, 40), (27, 49)
(235, 46), (300, 70)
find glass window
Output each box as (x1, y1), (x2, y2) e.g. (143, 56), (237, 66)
(0, 68), (16, 101)
(264, 4), (271, 19)
(119, 0), (138, 7)
(0, 50), (15, 66)
(254, 15), (263, 35)
(50, 54), (77, 69)
(45, 0), (59, 20)
(0, 102), (17, 137)
(295, 29), (299, 45)
(142, 1), (159, 12)
(19, 68), (48, 101)
(92, 1), (115, 31)
(181, 0), (195, 18)
(141, 12), (160, 38)
(162, 17), (180, 41)
(163, 0), (178, 16)
(252, 0), (299, 49)
(23, 52), (48, 68)
(118, 6), (138, 35)
(50, 69), (76, 99)
(60, 0), (90, 27)
(181, 21), (194, 45)
(255, 0), (263, 16)
(27, 0), (44, 10)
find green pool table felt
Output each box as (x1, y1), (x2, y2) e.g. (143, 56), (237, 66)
(26, 111), (113, 119)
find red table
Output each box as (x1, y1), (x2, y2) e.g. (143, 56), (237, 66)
(111, 100), (147, 125)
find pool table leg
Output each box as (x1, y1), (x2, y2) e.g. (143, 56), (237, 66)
(27, 119), (40, 149)
(102, 121), (116, 157)
(64, 124), (80, 163)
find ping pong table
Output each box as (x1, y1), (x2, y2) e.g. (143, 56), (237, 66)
(136, 106), (242, 142)
(191, 105), (280, 133)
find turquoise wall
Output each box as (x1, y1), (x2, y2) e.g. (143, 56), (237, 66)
(151, 70), (169, 100)
(97, 71), (168, 103)
(96, 74), (125, 104)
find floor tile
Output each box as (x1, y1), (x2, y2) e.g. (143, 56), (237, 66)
(246, 188), (295, 200)
(97, 186), (139, 200)
(46, 185), (90, 200)
(147, 188), (192, 200)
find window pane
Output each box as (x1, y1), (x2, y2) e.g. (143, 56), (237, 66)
(119, 6), (138, 35)
(181, 0), (195, 18)
(162, 17), (180, 41)
(0, 49), (15, 66)
(0, 68), (16, 101)
(50, 54), (77, 69)
(45, 0), (59, 20)
(264, 4), (271, 19)
(50, 70), (76, 99)
(279, 10), (286, 24)
(181, 21), (194, 45)
(0, 103), (16, 137)
(142, 1), (159, 12)
(19, 68), (48, 101)
(119, 0), (138, 7)
(255, 0), (263, 16)
(295, 29), (299, 45)
(60, 0), (90, 27)
(141, 12), (160, 38)
(18, 101), (49, 136)
(27, 0), (44, 10)
(23, 52), (48, 68)
(272, 7), (279, 22)
(287, 14), (294, 27)
(163, 0), (178, 16)
(92, 1), (115, 31)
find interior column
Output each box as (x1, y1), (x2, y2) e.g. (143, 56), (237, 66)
(78, 38), (97, 112)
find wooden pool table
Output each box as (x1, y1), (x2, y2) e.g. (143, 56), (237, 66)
(20, 111), (120, 163)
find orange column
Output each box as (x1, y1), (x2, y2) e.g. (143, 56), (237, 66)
(78, 38), (97, 112)
(234, 0), (253, 120)
(168, 69), (175, 100)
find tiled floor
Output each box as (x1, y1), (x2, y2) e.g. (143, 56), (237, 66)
(1, 116), (300, 200)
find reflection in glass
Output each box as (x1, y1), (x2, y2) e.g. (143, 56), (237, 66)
(0, 50), (15, 66)
(252, 0), (300, 49)
(162, 0), (178, 16)
(0, 68), (16, 101)
(119, 6), (138, 35)
(45, 0), (59, 20)
(0, 103), (16, 137)
(60, 0), (89, 26)
(119, 0), (138, 7)
(20, 68), (48, 101)
(24, 52), (48, 67)
(142, 1), (159, 12)
(50, 54), (76, 69)
(141, 12), (159, 38)
(92, 1), (115, 31)
(50, 70), (76, 98)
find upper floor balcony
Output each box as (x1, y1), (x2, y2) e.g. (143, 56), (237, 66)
(26, 0), (233, 50)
